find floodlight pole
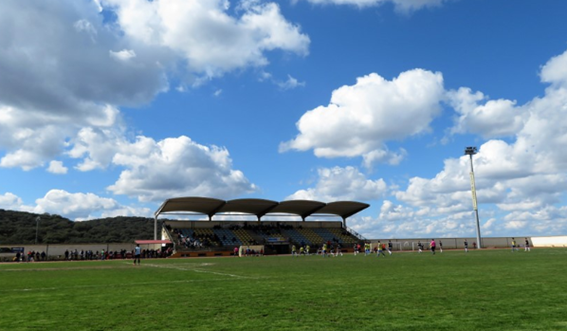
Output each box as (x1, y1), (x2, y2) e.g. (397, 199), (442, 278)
(35, 216), (40, 244)
(465, 147), (482, 249)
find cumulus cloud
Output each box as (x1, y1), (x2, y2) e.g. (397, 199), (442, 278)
(280, 69), (445, 161)
(284, 47), (567, 238)
(540, 49), (567, 87)
(347, 201), (474, 239)
(0, 0), (309, 171)
(103, 0), (310, 81)
(0, 1), (167, 169)
(65, 128), (259, 201)
(107, 135), (257, 202)
(0, 192), (26, 211)
(286, 166), (387, 201)
(447, 87), (526, 138)
(362, 148), (406, 170)
(47, 161), (68, 174)
(32, 189), (152, 221)
(389, 48), (567, 237)
(68, 126), (127, 171)
(0, 190), (150, 221)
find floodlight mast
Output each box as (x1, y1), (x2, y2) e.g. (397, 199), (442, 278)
(465, 146), (482, 249)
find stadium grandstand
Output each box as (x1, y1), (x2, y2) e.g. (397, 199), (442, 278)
(155, 197), (370, 257)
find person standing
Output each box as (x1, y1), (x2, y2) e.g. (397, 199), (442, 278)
(439, 241), (443, 253)
(511, 238), (517, 252)
(417, 241), (423, 253)
(464, 240), (469, 253)
(387, 240), (393, 255)
(430, 239), (436, 255)
(524, 238), (531, 252)
(133, 244), (141, 265)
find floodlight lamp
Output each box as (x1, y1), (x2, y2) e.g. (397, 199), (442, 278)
(464, 146), (477, 155)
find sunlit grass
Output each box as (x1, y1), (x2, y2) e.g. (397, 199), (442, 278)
(1, 249), (566, 331)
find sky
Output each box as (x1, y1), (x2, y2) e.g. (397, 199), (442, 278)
(2, 0), (567, 240)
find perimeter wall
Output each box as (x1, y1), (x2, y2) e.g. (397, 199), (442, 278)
(0, 243), (163, 261)
(2, 235), (566, 261)
(369, 235), (567, 250)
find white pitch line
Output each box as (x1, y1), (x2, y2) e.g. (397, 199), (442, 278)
(0, 262), (263, 293)
(141, 262), (258, 279)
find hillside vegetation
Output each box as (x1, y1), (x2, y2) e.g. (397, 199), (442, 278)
(0, 210), (161, 244)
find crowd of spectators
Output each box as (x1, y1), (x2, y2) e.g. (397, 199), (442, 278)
(14, 250), (46, 262)
(173, 228), (221, 249)
(169, 222), (357, 251)
(11, 247), (172, 262)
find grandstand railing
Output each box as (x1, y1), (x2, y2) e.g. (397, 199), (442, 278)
(161, 224), (177, 251)
(346, 226), (366, 241)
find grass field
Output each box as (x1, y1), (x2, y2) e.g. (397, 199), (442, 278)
(1, 248), (567, 331)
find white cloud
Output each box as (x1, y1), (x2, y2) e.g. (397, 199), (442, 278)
(68, 126), (126, 171)
(0, 0), (307, 171)
(299, 0), (447, 12)
(47, 161), (68, 174)
(280, 69), (445, 159)
(348, 205), (474, 239)
(33, 189), (152, 221)
(286, 166), (387, 201)
(34, 189), (116, 220)
(389, 48), (567, 238)
(103, 0), (310, 81)
(107, 135), (257, 202)
(109, 49), (137, 61)
(447, 87), (526, 139)
(540, 49), (567, 87)
(65, 128), (258, 201)
(279, 47), (567, 239)
(0, 192), (26, 210)
(0, 1), (167, 170)
(277, 75), (305, 90)
(0, 190), (151, 221)
(362, 148), (406, 170)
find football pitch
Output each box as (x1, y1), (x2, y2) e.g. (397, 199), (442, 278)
(1, 248), (567, 331)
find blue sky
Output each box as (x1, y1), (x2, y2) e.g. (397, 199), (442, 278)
(2, 0), (567, 239)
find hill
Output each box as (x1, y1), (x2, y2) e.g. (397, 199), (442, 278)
(0, 209), (160, 244)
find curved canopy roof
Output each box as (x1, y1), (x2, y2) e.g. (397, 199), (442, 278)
(155, 197), (369, 221)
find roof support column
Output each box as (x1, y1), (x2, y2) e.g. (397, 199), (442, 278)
(154, 214), (158, 240)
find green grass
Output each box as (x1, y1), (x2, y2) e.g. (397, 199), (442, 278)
(1, 249), (567, 331)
